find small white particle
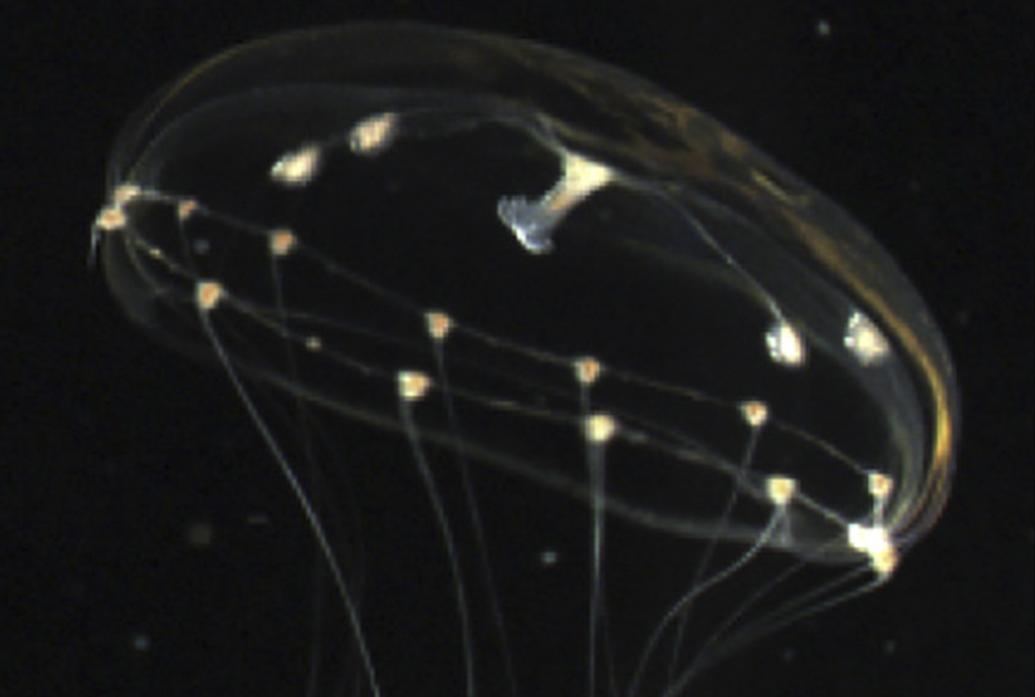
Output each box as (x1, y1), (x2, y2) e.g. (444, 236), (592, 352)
(765, 320), (807, 368)
(844, 310), (891, 366)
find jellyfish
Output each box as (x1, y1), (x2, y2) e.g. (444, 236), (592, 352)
(92, 23), (959, 697)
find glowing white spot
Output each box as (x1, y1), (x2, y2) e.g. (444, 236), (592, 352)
(94, 205), (127, 232)
(844, 310), (890, 366)
(398, 370), (431, 401)
(583, 413), (617, 444)
(765, 320), (806, 367)
(848, 523), (898, 577)
(195, 280), (224, 312)
(269, 228), (297, 257)
(176, 198), (199, 222)
(766, 475), (797, 506)
(739, 400), (769, 428)
(425, 310), (453, 341)
(574, 356), (602, 386)
(350, 112), (398, 156)
(868, 472), (894, 502)
(113, 183), (142, 206)
(270, 144), (322, 187)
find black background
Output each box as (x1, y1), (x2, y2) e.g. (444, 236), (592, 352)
(2, 2), (1031, 696)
